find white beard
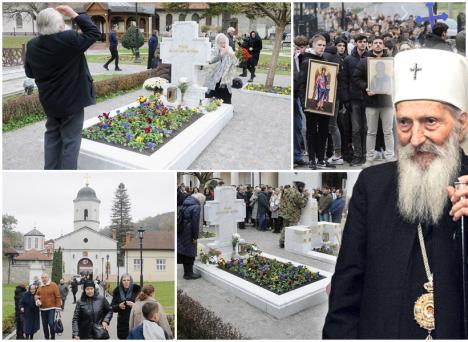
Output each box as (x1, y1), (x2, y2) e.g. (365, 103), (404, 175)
(397, 129), (461, 225)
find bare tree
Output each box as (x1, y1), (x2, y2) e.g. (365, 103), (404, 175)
(3, 2), (48, 35)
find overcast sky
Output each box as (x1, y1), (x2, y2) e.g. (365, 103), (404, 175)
(2, 172), (175, 240)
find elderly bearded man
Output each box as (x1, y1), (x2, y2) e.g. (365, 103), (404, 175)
(24, 6), (100, 169)
(323, 49), (468, 339)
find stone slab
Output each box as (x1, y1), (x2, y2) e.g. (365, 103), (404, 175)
(306, 250), (338, 265)
(79, 101), (233, 170)
(194, 252), (331, 319)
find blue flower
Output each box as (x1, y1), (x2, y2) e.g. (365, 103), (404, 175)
(123, 123), (129, 129)
(145, 142), (155, 149)
(101, 124), (109, 130)
(127, 134), (133, 141)
(163, 129), (173, 134)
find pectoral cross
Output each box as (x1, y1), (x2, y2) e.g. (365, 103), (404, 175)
(410, 63), (422, 80)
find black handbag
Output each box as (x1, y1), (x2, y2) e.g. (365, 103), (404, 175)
(92, 323), (110, 340)
(53, 312), (64, 335)
(91, 300), (109, 339)
(232, 77), (243, 89)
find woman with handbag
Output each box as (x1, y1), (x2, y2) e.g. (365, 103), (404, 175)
(204, 33), (238, 104)
(20, 284), (40, 339)
(72, 280), (112, 339)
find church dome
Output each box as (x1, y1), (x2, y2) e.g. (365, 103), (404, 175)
(75, 185), (99, 201)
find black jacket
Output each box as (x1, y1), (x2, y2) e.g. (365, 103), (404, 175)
(14, 286), (27, 313)
(297, 51), (326, 108)
(177, 195), (201, 258)
(327, 50), (348, 101)
(72, 293), (112, 339)
(111, 284), (141, 339)
(24, 14), (101, 118)
(351, 51), (393, 108)
(323, 154), (468, 339)
(257, 191), (270, 213)
(424, 33), (452, 51)
(341, 47), (369, 102)
(246, 32), (262, 66)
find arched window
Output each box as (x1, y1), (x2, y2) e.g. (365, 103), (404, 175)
(16, 14), (23, 29)
(179, 13), (186, 22)
(191, 13), (200, 23)
(205, 15), (212, 26)
(84, 209), (88, 220)
(166, 14), (172, 27)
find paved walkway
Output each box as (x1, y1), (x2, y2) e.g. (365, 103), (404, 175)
(178, 226), (333, 340)
(3, 74), (291, 170)
(10, 286), (117, 340)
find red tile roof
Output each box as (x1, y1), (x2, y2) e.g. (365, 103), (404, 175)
(15, 249), (52, 261)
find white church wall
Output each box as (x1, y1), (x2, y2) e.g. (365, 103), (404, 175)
(55, 228), (116, 250)
(73, 201), (100, 231)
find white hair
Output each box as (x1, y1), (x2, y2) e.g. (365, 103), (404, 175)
(37, 8), (65, 35)
(227, 27), (235, 34)
(215, 33), (229, 45)
(397, 124), (461, 225)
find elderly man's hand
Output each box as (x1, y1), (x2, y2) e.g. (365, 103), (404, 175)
(55, 5), (79, 18)
(448, 175), (468, 221)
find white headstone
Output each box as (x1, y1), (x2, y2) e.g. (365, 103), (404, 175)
(310, 222), (341, 249)
(299, 195), (318, 227)
(160, 21), (211, 107)
(204, 186), (245, 249)
(284, 225), (313, 254)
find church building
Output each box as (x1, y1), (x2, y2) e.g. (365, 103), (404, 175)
(54, 181), (117, 282)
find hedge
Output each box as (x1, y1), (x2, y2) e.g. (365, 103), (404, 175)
(2, 68), (165, 126)
(177, 289), (245, 339)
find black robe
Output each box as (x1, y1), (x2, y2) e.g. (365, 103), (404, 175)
(323, 154), (468, 339)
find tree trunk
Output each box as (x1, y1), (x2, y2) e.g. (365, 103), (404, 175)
(265, 24), (285, 91)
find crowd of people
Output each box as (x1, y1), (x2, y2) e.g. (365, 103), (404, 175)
(13, 273), (172, 340)
(294, 7), (466, 169)
(177, 181), (346, 259)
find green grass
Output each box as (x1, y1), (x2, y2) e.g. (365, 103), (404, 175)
(257, 53), (290, 75)
(3, 284), (16, 333)
(106, 281), (175, 314)
(3, 35), (33, 48)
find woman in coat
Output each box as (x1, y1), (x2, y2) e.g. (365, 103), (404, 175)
(72, 280), (112, 340)
(246, 31), (263, 82)
(177, 195), (201, 280)
(20, 284), (40, 339)
(205, 33), (237, 104)
(250, 187), (260, 227)
(110, 274), (141, 339)
(128, 284), (173, 339)
(270, 188), (281, 233)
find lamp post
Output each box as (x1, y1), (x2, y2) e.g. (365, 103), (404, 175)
(138, 228), (145, 287)
(106, 254), (109, 280)
(134, 3), (141, 63)
(101, 257), (104, 282)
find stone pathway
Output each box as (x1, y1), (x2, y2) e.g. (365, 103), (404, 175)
(3, 74), (291, 170)
(178, 225), (333, 340)
(10, 285), (117, 340)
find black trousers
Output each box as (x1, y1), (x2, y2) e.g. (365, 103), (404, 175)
(305, 112), (330, 162)
(206, 81), (232, 104)
(44, 109), (84, 170)
(105, 46), (119, 69)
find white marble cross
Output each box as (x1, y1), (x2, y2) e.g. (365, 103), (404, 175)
(204, 186), (245, 249)
(160, 21), (211, 106)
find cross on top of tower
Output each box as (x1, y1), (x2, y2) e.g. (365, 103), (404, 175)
(85, 174), (90, 187)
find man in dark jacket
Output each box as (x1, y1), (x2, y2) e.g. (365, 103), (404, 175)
(257, 186), (270, 231)
(104, 24), (122, 70)
(244, 186), (253, 224)
(147, 30), (159, 69)
(297, 34), (336, 170)
(340, 34), (369, 166)
(14, 282), (27, 339)
(237, 186), (246, 229)
(330, 189), (345, 223)
(352, 36), (395, 166)
(293, 35), (309, 167)
(327, 37), (348, 165)
(24, 6), (101, 170)
(71, 278), (78, 304)
(323, 48), (468, 339)
(425, 22), (452, 51)
(177, 195), (202, 280)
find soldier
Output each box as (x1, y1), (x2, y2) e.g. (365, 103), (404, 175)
(278, 181), (309, 248)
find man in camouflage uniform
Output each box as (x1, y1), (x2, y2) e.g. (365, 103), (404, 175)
(279, 181), (309, 248)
